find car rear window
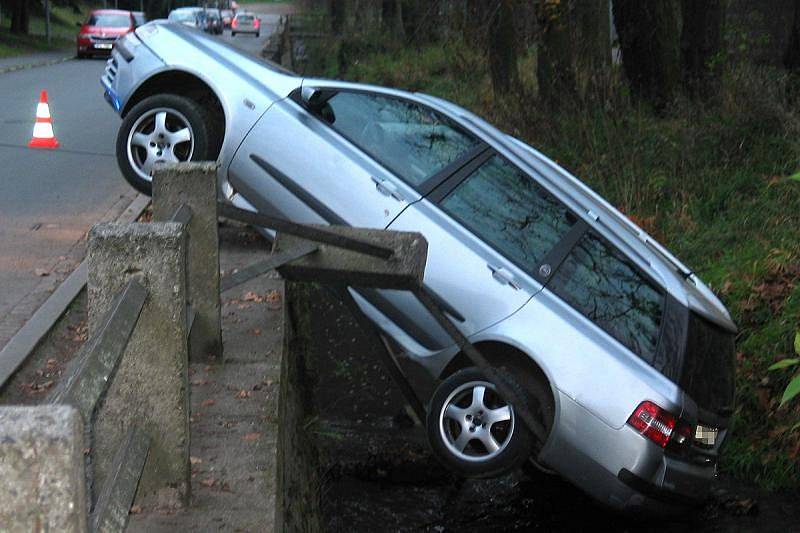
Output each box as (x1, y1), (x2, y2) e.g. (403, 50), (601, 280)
(88, 14), (131, 27)
(547, 229), (665, 361)
(680, 313), (735, 415)
(238, 15), (254, 22)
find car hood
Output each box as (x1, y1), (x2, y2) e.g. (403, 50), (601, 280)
(137, 21), (298, 97)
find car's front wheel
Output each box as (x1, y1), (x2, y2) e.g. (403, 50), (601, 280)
(116, 94), (212, 195)
(427, 367), (534, 478)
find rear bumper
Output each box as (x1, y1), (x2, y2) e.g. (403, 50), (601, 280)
(541, 391), (716, 512)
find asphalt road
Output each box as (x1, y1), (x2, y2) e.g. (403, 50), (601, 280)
(0, 57), (136, 346)
(0, 9), (284, 347)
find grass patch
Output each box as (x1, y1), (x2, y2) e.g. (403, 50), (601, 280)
(0, 2), (89, 58)
(304, 35), (800, 490)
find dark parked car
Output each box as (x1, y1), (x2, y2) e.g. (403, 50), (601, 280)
(204, 9), (224, 35)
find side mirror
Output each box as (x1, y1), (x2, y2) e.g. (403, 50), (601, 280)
(301, 86), (321, 107)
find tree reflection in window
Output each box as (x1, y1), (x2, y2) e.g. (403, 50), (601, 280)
(324, 92), (479, 187)
(441, 155), (575, 269)
(549, 230), (664, 361)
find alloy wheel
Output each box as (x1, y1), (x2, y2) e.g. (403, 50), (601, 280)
(126, 107), (195, 182)
(438, 380), (515, 463)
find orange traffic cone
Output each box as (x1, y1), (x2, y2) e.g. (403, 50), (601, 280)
(28, 90), (59, 149)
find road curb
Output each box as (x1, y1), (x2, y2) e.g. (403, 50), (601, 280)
(0, 194), (150, 389)
(0, 55), (73, 76)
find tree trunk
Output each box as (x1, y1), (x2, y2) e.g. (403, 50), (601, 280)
(786, 0), (800, 70)
(463, 0), (489, 49)
(10, 0), (29, 35)
(330, 0), (345, 34)
(537, 0), (610, 104)
(614, 0), (681, 107)
(681, 0), (725, 97)
(488, 0), (519, 97)
(381, 0), (404, 40)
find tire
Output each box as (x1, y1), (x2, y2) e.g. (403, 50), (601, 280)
(426, 367), (534, 478)
(256, 32), (260, 38)
(116, 94), (213, 196)
(231, 31), (236, 37)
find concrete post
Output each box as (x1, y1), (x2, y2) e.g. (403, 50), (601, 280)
(0, 405), (87, 532)
(153, 162), (222, 361)
(87, 222), (190, 507)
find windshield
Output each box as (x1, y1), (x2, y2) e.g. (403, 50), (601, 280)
(87, 14), (131, 27)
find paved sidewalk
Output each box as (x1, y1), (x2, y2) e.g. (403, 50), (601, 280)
(0, 49), (74, 74)
(128, 222), (284, 532)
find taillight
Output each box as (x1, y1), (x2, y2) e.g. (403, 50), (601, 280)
(254, 19), (260, 28)
(232, 19), (238, 28)
(627, 401), (693, 449)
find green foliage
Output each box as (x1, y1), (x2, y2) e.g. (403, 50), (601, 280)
(769, 333), (800, 406)
(305, 32), (800, 490)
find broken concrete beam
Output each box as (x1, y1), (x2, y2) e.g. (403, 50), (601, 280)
(87, 222), (190, 507)
(153, 162), (222, 360)
(0, 405), (87, 532)
(91, 426), (151, 533)
(273, 227), (428, 290)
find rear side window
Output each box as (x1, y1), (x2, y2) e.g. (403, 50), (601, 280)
(548, 230), (664, 360)
(440, 155), (575, 270)
(321, 92), (479, 187)
(681, 313), (735, 414)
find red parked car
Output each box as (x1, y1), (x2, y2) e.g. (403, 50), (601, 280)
(76, 9), (135, 59)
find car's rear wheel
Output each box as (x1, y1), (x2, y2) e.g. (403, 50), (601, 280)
(116, 94), (212, 195)
(427, 367), (535, 478)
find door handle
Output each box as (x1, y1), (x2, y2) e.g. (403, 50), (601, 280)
(487, 264), (520, 290)
(371, 176), (404, 202)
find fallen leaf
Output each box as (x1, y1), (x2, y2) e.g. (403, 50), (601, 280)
(192, 379), (211, 386)
(189, 456), (203, 465)
(129, 505), (142, 514)
(250, 328), (262, 336)
(34, 268), (49, 277)
(201, 399), (216, 408)
(242, 432), (261, 441)
(235, 389), (251, 399)
(242, 291), (263, 303)
(199, 478), (216, 488)
(265, 289), (282, 309)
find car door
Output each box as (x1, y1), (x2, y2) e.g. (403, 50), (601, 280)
(228, 87), (480, 230)
(359, 151), (583, 355)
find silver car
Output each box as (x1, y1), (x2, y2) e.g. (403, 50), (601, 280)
(166, 7), (204, 28)
(102, 22), (736, 512)
(231, 12), (260, 37)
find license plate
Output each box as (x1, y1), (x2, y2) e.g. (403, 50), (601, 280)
(695, 424), (718, 447)
(95, 43), (113, 49)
